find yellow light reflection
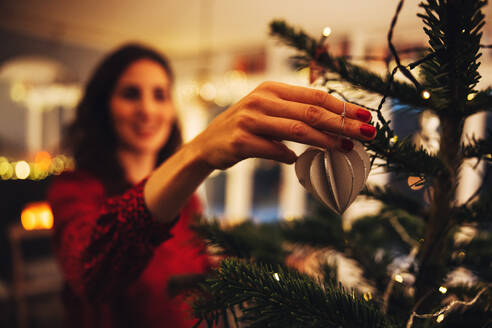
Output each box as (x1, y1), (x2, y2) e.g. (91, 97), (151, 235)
(21, 202), (54, 230)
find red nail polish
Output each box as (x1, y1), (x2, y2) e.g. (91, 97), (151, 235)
(340, 138), (354, 152)
(360, 124), (376, 137)
(356, 109), (371, 122)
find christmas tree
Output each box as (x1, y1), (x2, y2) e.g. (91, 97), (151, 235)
(187, 0), (492, 326)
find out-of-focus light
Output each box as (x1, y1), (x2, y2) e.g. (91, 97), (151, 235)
(21, 202), (54, 230)
(34, 151), (52, 171)
(199, 82), (216, 102)
(467, 93), (476, 101)
(51, 157), (65, 174)
(421, 90), (431, 100)
(0, 161), (13, 179)
(10, 82), (27, 103)
(408, 176), (425, 190)
(226, 70), (247, 83)
(15, 161), (30, 179)
(322, 26), (332, 37)
(273, 273), (280, 281)
(363, 292), (372, 301)
(439, 286), (447, 294)
(436, 314), (445, 323)
(394, 274), (404, 283)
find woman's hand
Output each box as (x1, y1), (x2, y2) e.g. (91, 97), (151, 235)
(188, 81), (376, 170)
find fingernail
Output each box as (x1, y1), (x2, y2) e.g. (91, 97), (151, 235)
(340, 138), (354, 152)
(356, 109), (371, 122)
(360, 124), (376, 138)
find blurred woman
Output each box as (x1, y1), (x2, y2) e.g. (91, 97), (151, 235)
(48, 43), (375, 328)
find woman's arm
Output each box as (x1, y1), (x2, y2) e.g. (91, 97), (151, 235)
(48, 171), (180, 300)
(145, 81), (376, 223)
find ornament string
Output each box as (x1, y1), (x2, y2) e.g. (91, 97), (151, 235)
(405, 285), (490, 328)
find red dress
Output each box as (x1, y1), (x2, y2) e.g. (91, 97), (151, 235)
(47, 170), (210, 328)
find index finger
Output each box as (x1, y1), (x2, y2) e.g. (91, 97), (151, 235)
(264, 82), (372, 123)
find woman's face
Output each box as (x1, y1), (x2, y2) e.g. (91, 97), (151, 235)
(110, 58), (176, 155)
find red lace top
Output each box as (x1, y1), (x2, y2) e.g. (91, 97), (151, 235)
(47, 170), (211, 328)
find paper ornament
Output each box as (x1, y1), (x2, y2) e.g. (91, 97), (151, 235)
(295, 140), (370, 214)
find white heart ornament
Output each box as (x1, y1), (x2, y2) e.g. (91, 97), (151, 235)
(295, 140), (370, 214)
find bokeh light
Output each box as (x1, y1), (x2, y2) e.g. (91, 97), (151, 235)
(15, 160), (30, 179)
(21, 202), (54, 230)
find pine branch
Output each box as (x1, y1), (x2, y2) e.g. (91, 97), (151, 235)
(270, 20), (426, 110)
(192, 220), (286, 266)
(281, 214), (345, 251)
(362, 186), (427, 219)
(193, 258), (395, 328)
(464, 88), (492, 115)
(461, 130), (492, 160)
(418, 0), (486, 115)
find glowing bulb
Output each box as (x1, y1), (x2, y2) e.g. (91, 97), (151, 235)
(389, 135), (398, 146)
(422, 90), (431, 100)
(436, 314), (445, 323)
(273, 273), (280, 281)
(363, 292), (372, 301)
(322, 27), (332, 37)
(485, 154), (492, 159)
(15, 161), (30, 179)
(467, 93), (476, 101)
(199, 83), (216, 102)
(21, 202), (53, 230)
(439, 286), (447, 294)
(394, 274), (404, 283)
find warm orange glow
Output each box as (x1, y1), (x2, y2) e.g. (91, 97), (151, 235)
(34, 151), (52, 171)
(408, 176), (425, 190)
(21, 202), (54, 230)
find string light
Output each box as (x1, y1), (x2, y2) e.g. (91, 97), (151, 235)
(15, 161), (30, 179)
(394, 274), (404, 283)
(273, 273), (280, 281)
(21, 202), (54, 230)
(438, 286), (447, 294)
(322, 27), (332, 37)
(389, 135), (398, 146)
(406, 286), (489, 328)
(0, 154), (73, 180)
(421, 90), (431, 100)
(467, 93), (476, 101)
(363, 292), (373, 301)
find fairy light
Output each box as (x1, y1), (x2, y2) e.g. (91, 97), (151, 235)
(438, 286), (447, 294)
(363, 292), (373, 301)
(467, 93), (476, 101)
(15, 161), (30, 179)
(389, 135), (398, 146)
(273, 273), (280, 281)
(421, 90), (431, 100)
(394, 274), (404, 283)
(406, 286), (489, 328)
(21, 202), (54, 230)
(322, 26), (332, 37)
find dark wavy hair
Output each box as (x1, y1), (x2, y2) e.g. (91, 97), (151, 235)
(66, 43), (182, 195)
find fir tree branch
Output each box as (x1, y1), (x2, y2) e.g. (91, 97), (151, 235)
(269, 20), (425, 110)
(464, 88), (492, 115)
(461, 131), (492, 160)
(363, 186), (427, 219)
(191, 220), (286, 266)
(193, 258), (395, 328)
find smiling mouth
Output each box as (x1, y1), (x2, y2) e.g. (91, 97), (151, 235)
(133, 125), (159, 137)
